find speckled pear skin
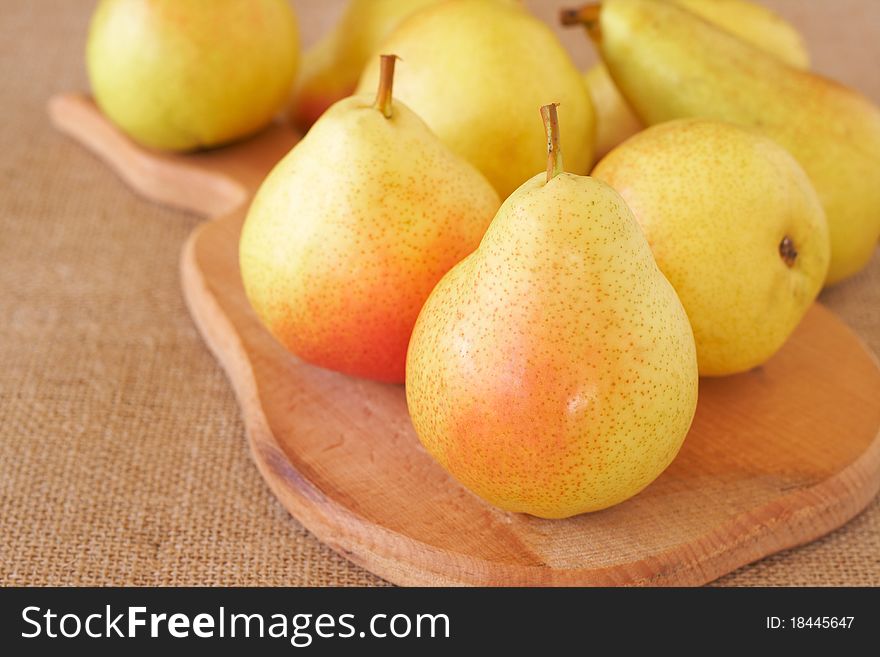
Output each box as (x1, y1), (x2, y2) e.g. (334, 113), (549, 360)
(239, 95), (500, 383)
(290, 0), (440, 130)
(356, 0), (595, 198)
(584, 0), (810, 159)
(405, 173), (698, 519)
(87, 0), (299, 152)
(596, 0), (880, 285)
(594, 120), (830, 377)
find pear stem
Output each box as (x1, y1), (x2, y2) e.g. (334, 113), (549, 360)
(559, 5), (602, 41)
(541, 103), (564, 182)
(373, 54), (398, 119)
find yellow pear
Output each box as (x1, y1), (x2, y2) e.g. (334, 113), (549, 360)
(240, 57), (500, 383)
(357, 0), (595, 198)
(584, 65), (643, 160)
(566, 0), (880, 285)
(594, 119), (830, 376)
(290, 0), (440, 130)
(87, 0), (299, 151)
(406, 106), (698, 518)
(673, 0), (809, 67)
(582, 0), (810, 158)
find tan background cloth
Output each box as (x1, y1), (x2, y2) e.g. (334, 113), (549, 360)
(1, 0), (878, 586)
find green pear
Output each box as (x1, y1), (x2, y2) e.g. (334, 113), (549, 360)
(406, 105), (698, 518)
(594, 119), (830, 376)
(240, 56), (500, 384)
(87, 0), (299, 151)
(582, 0), (810, 158)
(565, 0), (880, 285)
(356, 0), (595, 199)
(290, 0), (441, 130)
(673, 0), (808, 67)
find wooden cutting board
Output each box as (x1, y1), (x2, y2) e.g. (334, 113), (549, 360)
(48, 94), (300, 217)
(52, 93), (880, 585)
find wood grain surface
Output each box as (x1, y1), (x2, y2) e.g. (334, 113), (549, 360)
(48, 94), (299, 217)
(49, 76), (880, 587)
(180, 206), (880, 585)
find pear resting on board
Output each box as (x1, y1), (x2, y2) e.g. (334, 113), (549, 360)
(581, 0), (810, 158)
(289, 0), (440, 130)
(357, 0), (595, 199)
(564, 0), (880, 285)
(594, 119), (830, 376)
(240, 55), (500, 383)
(87, 0), (300, 151)
(406, 105), (698, 519)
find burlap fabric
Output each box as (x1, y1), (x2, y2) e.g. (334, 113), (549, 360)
(1, 0), (878, 586)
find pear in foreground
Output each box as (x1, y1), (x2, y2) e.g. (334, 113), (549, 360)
(594, 119), (830, 376)
(290, 0), (439, 130)
(240, 56), (500, 383)
(357, 0), (594, 198)
(87, 0), (299, 151)
(578, 0), (810, 158)
(567, 0), (880, 285)
(406, 106), (698, 519)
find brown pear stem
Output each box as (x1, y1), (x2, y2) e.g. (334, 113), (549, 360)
(373, 54), (398, 118)
(559, 5), (602, 41)
(541, 103), (564, 182)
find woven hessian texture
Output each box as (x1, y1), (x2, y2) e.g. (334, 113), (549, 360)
(1, 0), (878, 586)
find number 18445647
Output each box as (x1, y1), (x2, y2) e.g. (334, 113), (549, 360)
(766, 617), (854, 630)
